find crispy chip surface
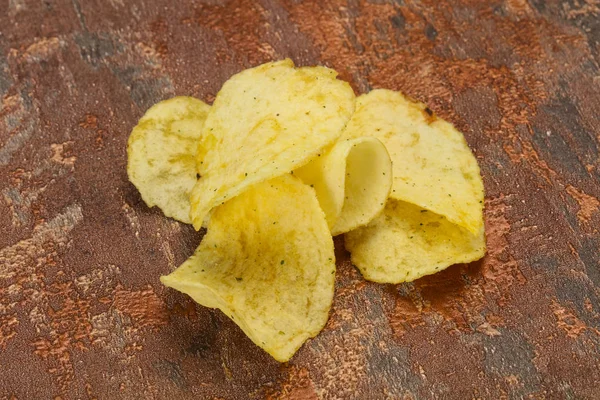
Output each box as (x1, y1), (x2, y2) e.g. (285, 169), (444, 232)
(127, 96), (210, 223)
(345, 199), (486, 283)
(342, 89), (486, 283)
(342, 89), (484, 234)
(161, 174), (335, 362)
(295, 137), (392, 236)
(190, 59), (355, 229)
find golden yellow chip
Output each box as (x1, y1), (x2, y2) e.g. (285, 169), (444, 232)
(127, 96), (210, 223)
(345, 199), (486, 283)
(161, 174), (335, 362)
(189, 59), (355, 229)
(295, 137), (392, 236)
(342, 89), (484, 234)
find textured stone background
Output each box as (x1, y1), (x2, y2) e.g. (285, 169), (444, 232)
(1, 0), (600, 398)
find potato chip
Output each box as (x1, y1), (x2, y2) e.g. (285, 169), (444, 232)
(161, 174), (335, 362)
(342, 89), (484, 234)
(341, 89), (485, 283)
(127, 96), (210, 223)
(189, 59), (355, 229)
(295, 137), (392, 236)
(345, 199), (486, 283)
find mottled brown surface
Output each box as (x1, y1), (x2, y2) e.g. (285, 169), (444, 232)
(1, 0), (599, 398)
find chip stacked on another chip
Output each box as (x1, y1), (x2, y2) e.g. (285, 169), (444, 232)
(126, 59), (486, 362)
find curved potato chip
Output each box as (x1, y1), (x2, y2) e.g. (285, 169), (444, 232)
(127, 96), (210, 223)
(161, 174), (335, 362)
(345, 199), (486, 283)
(190, 59), (355, 229)
(295, 137), (392, 236)
(342, 89), (484, 234)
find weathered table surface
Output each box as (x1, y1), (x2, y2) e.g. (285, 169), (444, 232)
(1, 0), (599, 398)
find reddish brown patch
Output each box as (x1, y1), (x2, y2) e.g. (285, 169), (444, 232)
(504, 0), (535, 17)
(563, 1), (600, 19)
(566, 185), (600, 224)
(389, 292), (427, 336)
(149, 18), (170, 59)
(79, 114), (107, 149)
(30, 279), (93, 392)
(266, 367), (318, 400)
(188, 0), (274, 66)
(112, 285), (170, 329)
(79, 114), (98, 130)
(550, 300), (587, 339)
(170, 298), (198, 321)
(0, 314), (19, 350)
(482, 195), (527, 304)
(50, 142), (76, 167)
(22, 37), (62, 62)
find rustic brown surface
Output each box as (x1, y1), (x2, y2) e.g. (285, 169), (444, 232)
(1, 0), (600, 398)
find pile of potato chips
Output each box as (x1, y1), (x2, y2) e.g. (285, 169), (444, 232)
(127, 59), (485, 361)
